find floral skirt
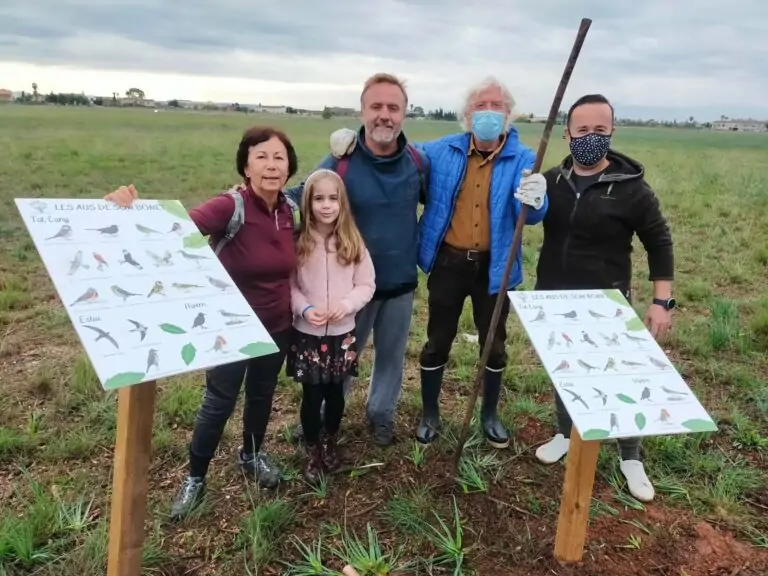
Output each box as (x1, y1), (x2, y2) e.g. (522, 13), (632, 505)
(286, 328), (359, 385)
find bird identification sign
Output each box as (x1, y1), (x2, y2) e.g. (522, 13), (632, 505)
(15, 198), (279, 390)
(508, 289), (717, 439)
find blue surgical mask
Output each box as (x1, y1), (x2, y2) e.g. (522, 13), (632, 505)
(471, 111), (506, 142)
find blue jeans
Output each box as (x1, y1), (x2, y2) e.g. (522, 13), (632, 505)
(322, 291), (415, 429)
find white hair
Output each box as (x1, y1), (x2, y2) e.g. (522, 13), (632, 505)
(458, 76), (516, 131)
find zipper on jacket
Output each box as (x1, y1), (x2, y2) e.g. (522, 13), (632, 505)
(274, 210), (279, 230)
(559, 169), (604, 276)
(432, 159), (468, 270)
(324, 241), (330, 337)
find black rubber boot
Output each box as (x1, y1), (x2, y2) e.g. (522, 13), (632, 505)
(481, 368), (509, 449)
(416, 366), (444, 444)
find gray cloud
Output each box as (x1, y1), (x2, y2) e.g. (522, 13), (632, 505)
(1, 0), (766, 118)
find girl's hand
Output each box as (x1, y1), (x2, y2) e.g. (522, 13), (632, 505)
(304, 308), (327, 326)
(104, 184), (139, 207)
(342, 567), (360, 576)
(326, 303), (349, 323)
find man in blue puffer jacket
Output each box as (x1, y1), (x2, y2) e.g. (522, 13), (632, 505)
(330, 76), (548, 449)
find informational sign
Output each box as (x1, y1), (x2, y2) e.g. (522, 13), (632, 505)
(509, 289), (717, 440)
(15, 198), (278, 390)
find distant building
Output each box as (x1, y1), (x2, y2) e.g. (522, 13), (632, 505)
(253, 104), (287, 114)
(0, 89), (12, 103)
(711, 119), (767, 132)
(118, 97), (157, 108)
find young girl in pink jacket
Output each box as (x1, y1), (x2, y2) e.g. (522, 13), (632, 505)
(287, 168), (375, 483)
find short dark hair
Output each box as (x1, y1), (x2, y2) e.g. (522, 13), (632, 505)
(566, 94), (615, 128)
(236, 126), (299, 182)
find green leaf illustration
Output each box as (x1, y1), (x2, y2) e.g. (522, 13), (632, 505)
(181, 342), (196, 366)
(616, 393), (637, 404)
(239, 341), (280, 358)
(635, 412), (647, 431)
(602, 289), (631, 307)
(159, 323), (186, 335)
(625, 317), (646, 332)
(104, 371), (146, 390)
(158, 199), (191, 221)
(581, 428), (611, 440)
(182, 232), (209, 250)
(681, 418), (718, 433)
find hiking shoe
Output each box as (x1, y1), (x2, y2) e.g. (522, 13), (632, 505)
(372, 423), (394, 447)
(535, 433), (570, 464)
(170, 476), (205, 521)
(304, 443), (325, 485)
(238, 449), (282, 488)
(323, 434), (342, 472)
(620, 460), (655, 502)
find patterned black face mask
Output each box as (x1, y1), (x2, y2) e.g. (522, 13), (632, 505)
(569, 133), (611, 166)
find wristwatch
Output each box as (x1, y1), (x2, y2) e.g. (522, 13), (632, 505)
(652, 297), (676, 310)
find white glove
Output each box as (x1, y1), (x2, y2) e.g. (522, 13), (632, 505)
(330, 128), (358, 158)
(514, 169), (546, 210)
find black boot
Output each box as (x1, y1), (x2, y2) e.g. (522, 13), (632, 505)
(482, 368), (509, 449)
(416, 366), (443, 444)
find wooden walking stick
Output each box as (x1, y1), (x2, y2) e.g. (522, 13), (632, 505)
(452, 17), (593, 471)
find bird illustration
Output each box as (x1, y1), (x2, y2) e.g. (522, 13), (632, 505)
(531, 310), (546, 322)
(593, 387), (608, 406)
(562, 388), (589, 410)
(661, 386), (688, 396)
(146, 349), (159, 372)
(172, 282), (204, 292)
(147, 281), (165, 298)
(614, 308), (624, 318)
(600, 332), (620, 346)
(225, 318), (246, 326)
(178, 250), (210, 266)
(83, 324), (119, 349)
(610, 413), (619, 431)
(603, 357), (616, 371)
(561, 332), (574, 347)
(69, 287), (98, 306)
(93, 252), (109, 271)
(168, 222), (183, 235)
(207, 276), (231, 291)
(588, 309), (608, 320)
(622, 332), (647, 345)
(648, 356), (670, 369)
(219, 309), (250, 319)
(160, 250), (173, 266)
(45, 224), (73, 240)
(192, 312), (207, 329)
(30, 200), (47, 213)
(67, 250), (90, 275)
(581, 331), (597, 347)
(657, 408), (672, 424)
(552, 360), (569, 373)
(146, 250), (171, 267)
(207, 335), (227, 353)
(621, 359), (645, 367)
(119, 250), (143, 270)
(135, 223), (162, 235)
(556, 310), (578, 319)
(547, 331), (556, 350)
(577, 359), (598, 372)
(127, 319), (148, 341)
(640, 387), (651, 401)
(87, 224), (119, 235)
(110, 284), (141, 302)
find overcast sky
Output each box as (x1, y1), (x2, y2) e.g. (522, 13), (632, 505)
(1, 1), (766, 121)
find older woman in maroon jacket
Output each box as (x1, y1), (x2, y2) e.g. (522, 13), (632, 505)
(105, 126), (298, 521)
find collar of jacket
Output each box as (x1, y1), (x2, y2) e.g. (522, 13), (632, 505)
(448, 125), (522, 159)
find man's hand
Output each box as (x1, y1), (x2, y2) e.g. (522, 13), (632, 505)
(304, 307), (328, 326)
(514, 169), (546, 210)
(326, 302), (349, 323)
(330, 128), (358, 159)
(644, 304), (672, 340)
(104, 184), (139, 207)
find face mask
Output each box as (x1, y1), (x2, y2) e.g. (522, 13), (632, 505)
(471, 111), (506, 141)
(568, 132), (611, 166)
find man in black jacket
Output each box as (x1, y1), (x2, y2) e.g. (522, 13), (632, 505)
(533, 94), (675, 503)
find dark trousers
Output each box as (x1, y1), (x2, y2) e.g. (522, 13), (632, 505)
(419, 244), (510, 370)
(188, 328), (291, 478)
(301, 382), (345, 443)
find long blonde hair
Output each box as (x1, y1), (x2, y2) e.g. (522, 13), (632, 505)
(296, 169), (366, 267)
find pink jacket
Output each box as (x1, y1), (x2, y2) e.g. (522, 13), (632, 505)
(290, 230), (376, 336)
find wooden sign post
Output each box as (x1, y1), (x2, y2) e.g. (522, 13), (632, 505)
(107, 381), (157, 576)
(553, 427), (601, 563)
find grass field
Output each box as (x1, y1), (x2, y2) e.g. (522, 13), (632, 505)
(1, 105), (768, 576)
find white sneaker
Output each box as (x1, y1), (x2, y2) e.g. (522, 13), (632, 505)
(620, 459), (655, 502)
(535, 434), (570, 464)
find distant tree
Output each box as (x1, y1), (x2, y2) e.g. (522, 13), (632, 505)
(92, 97), (104, 106)
(32, 82), (38, 101)
(167, 99), (180, 108)
(125, 87), (145, 100)
(322, 106), (333, 120)
(286, 106), (297, 114)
